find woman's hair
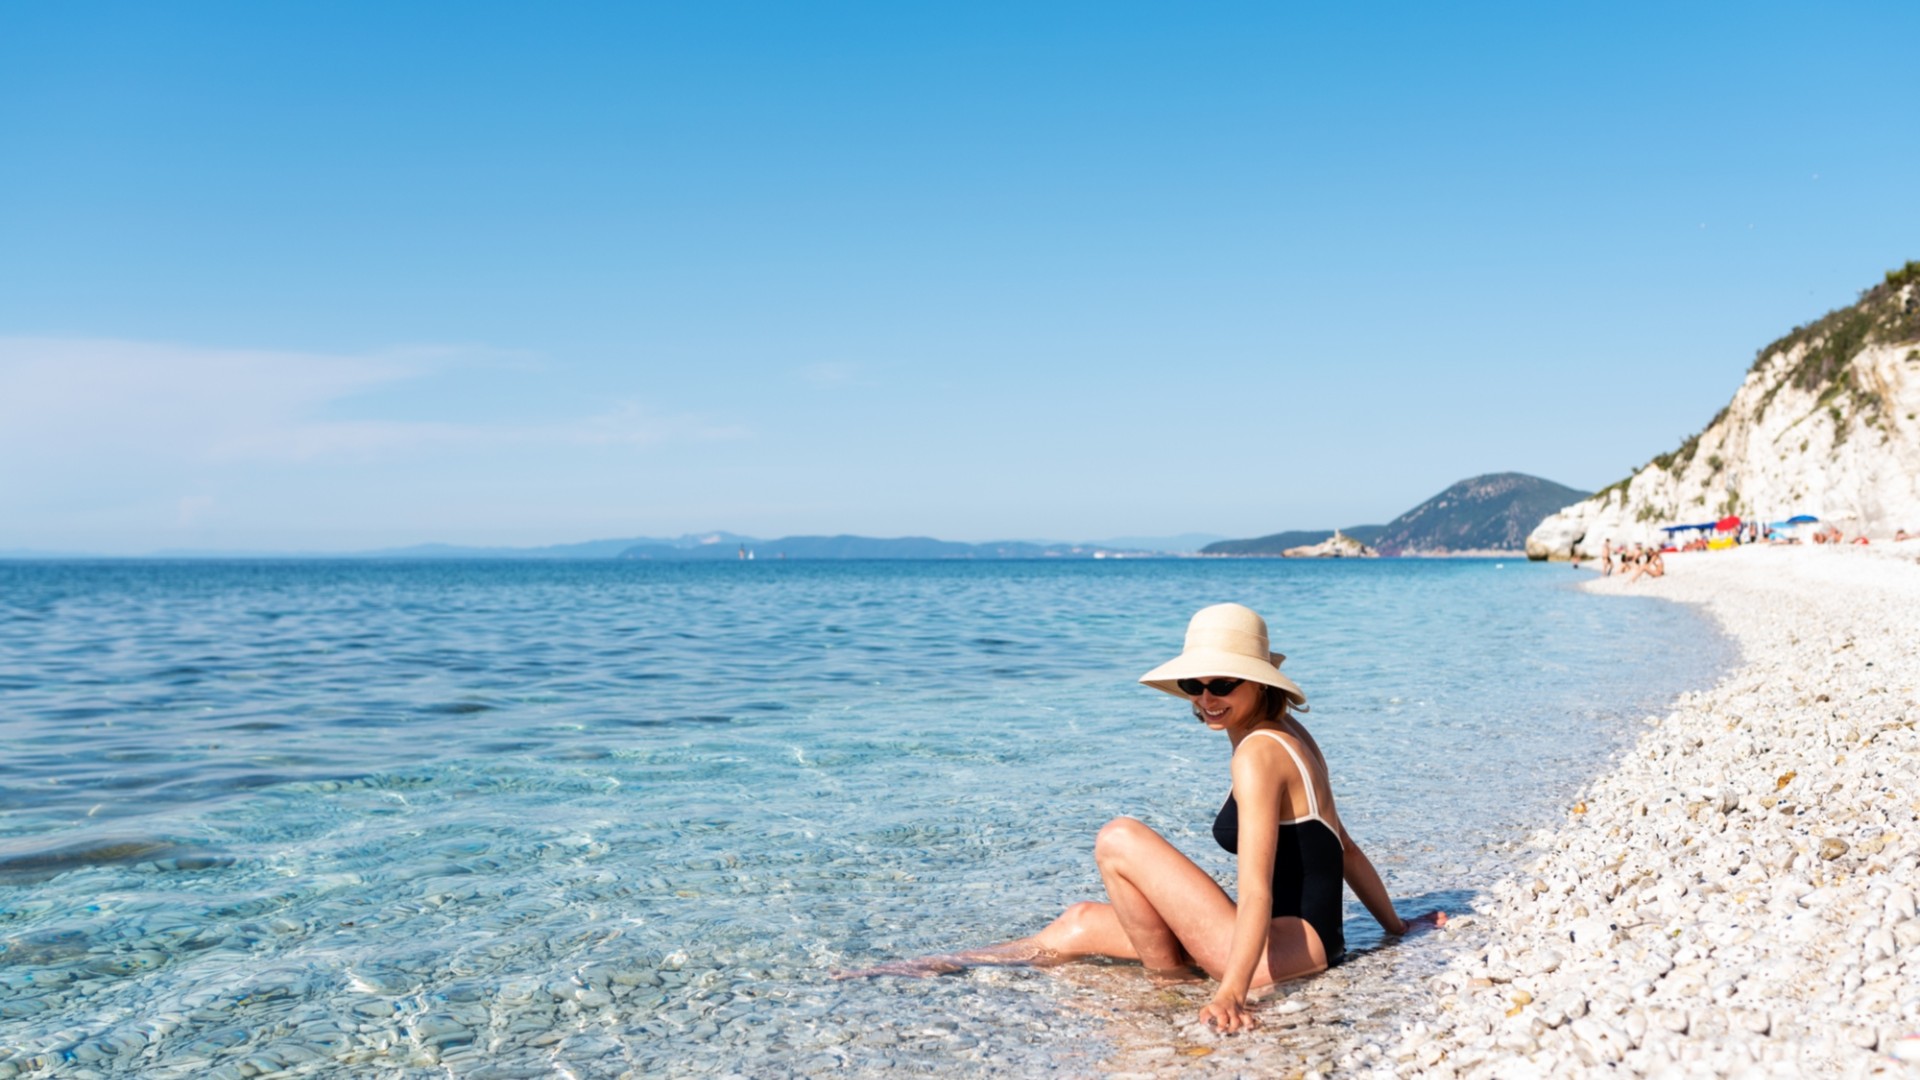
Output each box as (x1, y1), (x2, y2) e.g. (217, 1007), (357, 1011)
(1191, 684), (1295, 723)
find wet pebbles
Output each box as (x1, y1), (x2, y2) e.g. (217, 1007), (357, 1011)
(1383, 544), (1920, 1077)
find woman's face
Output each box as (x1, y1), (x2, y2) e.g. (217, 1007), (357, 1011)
(1192, 677), (1263, 732)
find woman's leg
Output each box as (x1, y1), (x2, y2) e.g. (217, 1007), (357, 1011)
(1090, 816), (1220, 968)
(829, 903), (1121, 979)
(836, 817), (1329, 984)
(1088, 816), (1328, 985)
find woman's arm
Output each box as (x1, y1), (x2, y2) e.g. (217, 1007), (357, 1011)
(1337, 826), (1408, 935)
(1337, 823), (1445, 936)
(1198, 741), (1284, 1033)
(1300, 718), (1439, 938)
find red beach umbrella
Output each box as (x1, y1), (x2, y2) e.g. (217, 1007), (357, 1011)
(1715, 515), (1742, 532)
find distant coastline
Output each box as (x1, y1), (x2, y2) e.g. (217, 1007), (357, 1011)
(0, 532), (1224, 562)
(1, 544), (1539, 562)
(5, 471), (1587, 562)
(1195, 548), (1525, 559)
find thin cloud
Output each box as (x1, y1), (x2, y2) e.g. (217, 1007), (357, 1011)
(0, 338), (425, 463)
(0, 338), (746, 466)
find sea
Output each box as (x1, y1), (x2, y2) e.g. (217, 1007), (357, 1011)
(0, 558), (1732, 1077)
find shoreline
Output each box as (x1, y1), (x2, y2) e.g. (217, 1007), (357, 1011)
(1384, 542), (1920, 1077)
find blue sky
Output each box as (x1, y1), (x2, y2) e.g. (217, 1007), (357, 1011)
(4, 2), (1916, 552)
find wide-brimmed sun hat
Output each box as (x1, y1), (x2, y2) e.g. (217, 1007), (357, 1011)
(1138, 602), (1307, 707)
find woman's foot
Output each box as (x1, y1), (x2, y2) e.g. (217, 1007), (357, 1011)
(833, 941), (1058, 980)
(832, 956), (968, 979)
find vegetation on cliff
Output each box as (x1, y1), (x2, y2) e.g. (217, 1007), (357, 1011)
(1527, 259), (1920, 558)
(1597, 260), (1920, 499)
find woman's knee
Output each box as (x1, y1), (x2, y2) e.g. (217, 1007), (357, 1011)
(1061, 900), (1105, 927)
(1038, 901), (1108, 952)
(1094, 816), (1154, 865)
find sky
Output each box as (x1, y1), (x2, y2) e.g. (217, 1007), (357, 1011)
(4, 2), (1917, 553)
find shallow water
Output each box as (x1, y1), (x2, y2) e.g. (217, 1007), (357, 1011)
(0, 558), (1730, 1076)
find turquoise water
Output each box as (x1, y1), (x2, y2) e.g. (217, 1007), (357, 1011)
(0, 559), (1730, 1076)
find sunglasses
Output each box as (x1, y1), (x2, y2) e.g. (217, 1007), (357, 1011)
(1177, 677), (1245, 697)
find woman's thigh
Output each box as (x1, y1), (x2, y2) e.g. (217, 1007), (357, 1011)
(1252, 916), (1330, 988)
(1098, 818), (1235, 930)
(1099, 819), (1329, 985)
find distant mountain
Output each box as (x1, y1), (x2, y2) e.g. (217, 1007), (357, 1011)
(8, 531), (1202, 562)
(1202, 472), (1588, 557)
(1202, 525), (1388, 556)
(617, 534), (1152, 560)
(362, 537), (679, 559)
(1371, 473), (1591, 554)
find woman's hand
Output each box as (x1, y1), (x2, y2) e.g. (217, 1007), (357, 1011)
(1198, 989), (1258, 1034)
(1390, 910), (1447, 936)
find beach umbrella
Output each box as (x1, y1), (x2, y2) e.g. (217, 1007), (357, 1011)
(1786, 514), (1818, 524)
(1715, 515), (1741, 532)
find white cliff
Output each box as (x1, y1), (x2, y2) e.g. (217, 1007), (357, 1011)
(1528, 267), (1920, 560)
(1282, 529), (1379, 558)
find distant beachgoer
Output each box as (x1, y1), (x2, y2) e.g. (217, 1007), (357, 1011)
(1898, 529), (1912, 542)
(837, 603), (1444, 1032)
(1600, 539), (1614, 576)
(1628, 545), (1665, 583)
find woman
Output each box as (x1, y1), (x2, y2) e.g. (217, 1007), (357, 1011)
(843, 603), (1442, 1032)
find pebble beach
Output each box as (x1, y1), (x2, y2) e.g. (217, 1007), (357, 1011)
(1378, 542), (1920, 1078)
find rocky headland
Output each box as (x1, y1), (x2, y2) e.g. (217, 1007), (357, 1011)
(1380, 543), (1920, 1077)
(1530, 263), (1920, 561)
(1282, 530), (1380, 558)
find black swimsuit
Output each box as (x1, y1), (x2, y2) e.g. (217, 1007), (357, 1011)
(1211, 729), (1346, 964)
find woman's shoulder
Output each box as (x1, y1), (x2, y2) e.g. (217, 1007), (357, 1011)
(1236, 727), (1310, 769)
(1237, 725), (1331, 785)
(1280, 716), (1329, 756)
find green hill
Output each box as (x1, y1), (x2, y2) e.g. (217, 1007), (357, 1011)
(1204, 472), (1588, 556)
(1369, 473), (1590, 554)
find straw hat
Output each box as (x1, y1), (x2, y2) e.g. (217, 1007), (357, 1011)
(1138, 602), (1307, 707)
